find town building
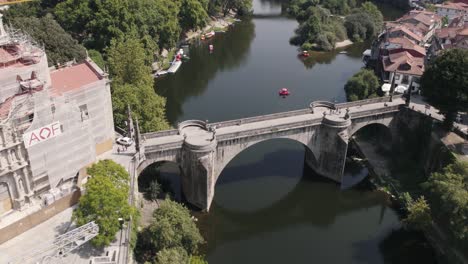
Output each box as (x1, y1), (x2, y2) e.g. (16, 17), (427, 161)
(0, 15), (114, 220)
(435, 1), (468, 22)
(381, 51), (424, 93)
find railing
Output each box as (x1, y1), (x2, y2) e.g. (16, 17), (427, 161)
(335, 95), (403, 109)
(211, 108), (311, 128)
(217, 117), (323, 141)
(349, 105), (402, 119)
(144, 140), (183, 152)
(143, 129), (178, 139)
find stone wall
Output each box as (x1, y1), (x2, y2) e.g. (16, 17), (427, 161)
(0, 190), (80, 245)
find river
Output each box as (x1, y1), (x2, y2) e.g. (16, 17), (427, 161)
(153, 1), (436, 263)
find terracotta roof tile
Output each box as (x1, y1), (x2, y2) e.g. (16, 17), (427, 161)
(49, 62), (101, 96)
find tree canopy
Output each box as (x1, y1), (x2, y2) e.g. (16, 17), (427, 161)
(107, 37), (170, 132)
(421, 49), (468, 128)
(135, 200), (204, 263)
(344, 69), (380, 101)
(423, 161), (468, 246)
(7, 14), (87, 66)
(73, 160), (134, 247)
(288, 1), (382, 50)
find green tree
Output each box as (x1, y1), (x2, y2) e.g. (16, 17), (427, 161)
(8, 14), (87, 66)
(54, 0), (181, 51)
(344, 12), (376, 41)
(107, 37), (170, 132)
(209, 0), (252, 16)
(344, 69), (380, 101)
(420, 49), (468, 129)
(360, 2), (383, 32)
(88, 50), (105, 70)
(73, 160), (134, 247)
(107, 37), (153, 87)
(147, 180), (162, 202)
(190, 255), (208, 264)
(179, 0), (209, 31)
(135, 200), (204, 262)
(156, 247), (189, 264)
(402, 193), (432, 231)
(423, 161), (468, 245)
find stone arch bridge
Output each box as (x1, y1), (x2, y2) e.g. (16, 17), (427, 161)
(137, 95), (409, 211)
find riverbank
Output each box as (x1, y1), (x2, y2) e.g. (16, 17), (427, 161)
(335, 39), (353, 49)
(352, 137), (468, 264)
(153, 13), (238, 75)
(184, 13), (237, 42)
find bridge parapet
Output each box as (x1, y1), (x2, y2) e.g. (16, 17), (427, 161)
(349, 104), (402, 119)
(143, 129), (178, 140)
(210, 108), (311, 128)
(309, 101), (336, 113)
(335, 95), (402, 109)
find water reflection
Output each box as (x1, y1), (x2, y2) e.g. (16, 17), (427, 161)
(156, 19), (256, 124)
(196, 139), (401, 264)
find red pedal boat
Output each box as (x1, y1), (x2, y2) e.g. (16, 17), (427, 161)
(279, 88), (290, 96)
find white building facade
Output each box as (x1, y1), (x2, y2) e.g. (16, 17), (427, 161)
(0, 17), (114, 217)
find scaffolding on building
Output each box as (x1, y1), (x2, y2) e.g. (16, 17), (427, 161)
(8, 221), (99, 264)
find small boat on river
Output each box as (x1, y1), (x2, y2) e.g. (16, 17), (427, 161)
(279, 88), (290, 96)
(300, 50), (310, 57)
(167, 60), (182, 74)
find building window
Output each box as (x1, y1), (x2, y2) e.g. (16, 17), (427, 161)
(402, 75), (409, 84)
(413, 77), (421, 84)
(395, 74), (400, 80)
(79, 104), (89, 121)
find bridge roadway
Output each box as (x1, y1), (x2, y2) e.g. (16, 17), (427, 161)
(143, 96), (406, 150)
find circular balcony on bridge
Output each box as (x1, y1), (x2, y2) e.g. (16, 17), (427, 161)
(178, 120), (217, 151)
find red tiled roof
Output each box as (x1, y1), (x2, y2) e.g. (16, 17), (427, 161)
(50, 62), (101, 96)
(387, 37), (426, 55)
(436, 2), (468, 11)
(397, 10), (441, 27)
(388, 25), (424, 42)
(383, 51), (425, 76)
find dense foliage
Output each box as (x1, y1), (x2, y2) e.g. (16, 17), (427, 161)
(421, 49), (468, 129)
(107, 37), (170, 132)
(208, 0), (253, 16)
(7, 14), (86, 65)
(402, 193), (432, 231)
(344, 69), (379, 101)
(288, 1), (382, 50)
(73, 160), (134, 247)
(423, 161), (468, 246)
(135, 200), (205, 263)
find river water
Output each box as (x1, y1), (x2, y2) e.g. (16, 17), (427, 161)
(154, 1), (436, 263)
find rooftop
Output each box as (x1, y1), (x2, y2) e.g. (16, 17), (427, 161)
(387, 36), (426, 56)
(397, 10), (440, 28)
(436, 2), (468, 11)
(383, 51), (425, 76)
(49, 61), (102, 97)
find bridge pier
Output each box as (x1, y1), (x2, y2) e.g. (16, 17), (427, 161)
(305, 114), (351, 183)
(179, 121), (217, 211)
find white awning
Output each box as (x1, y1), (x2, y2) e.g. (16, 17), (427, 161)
(381, 83), (391, 92)
(394, 85), (408, 94)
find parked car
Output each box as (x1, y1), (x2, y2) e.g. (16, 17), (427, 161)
(116, 137), (133, 146)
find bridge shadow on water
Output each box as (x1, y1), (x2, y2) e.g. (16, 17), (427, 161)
(195, 139), (391, 248)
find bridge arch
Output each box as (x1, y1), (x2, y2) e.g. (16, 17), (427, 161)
(214, 128), (319, 183)
(348, 112), (398, 140)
